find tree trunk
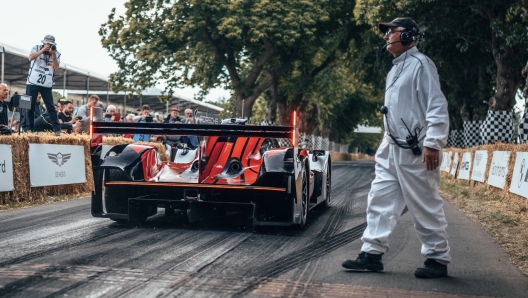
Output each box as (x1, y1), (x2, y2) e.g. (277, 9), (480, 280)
(265, 76), (278, 124)
(479, 35), (524, 144)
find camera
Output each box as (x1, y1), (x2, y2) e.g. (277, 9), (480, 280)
(105, 114), (112, 119)
(77, 116), (83, 120)
(50, 44), (57, 51)
(145, 116), (153, 123)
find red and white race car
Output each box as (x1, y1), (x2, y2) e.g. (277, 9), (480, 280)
(89, 110), (331, 230)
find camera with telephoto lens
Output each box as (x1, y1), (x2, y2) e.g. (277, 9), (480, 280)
(50, 44), (57, 51)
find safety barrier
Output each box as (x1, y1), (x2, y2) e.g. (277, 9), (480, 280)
(441, 143), (528, 200)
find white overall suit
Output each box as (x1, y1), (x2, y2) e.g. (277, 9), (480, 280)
(361, 46), (451, 263)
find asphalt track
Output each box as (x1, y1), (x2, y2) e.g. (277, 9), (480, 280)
(0, 160), (526, 297)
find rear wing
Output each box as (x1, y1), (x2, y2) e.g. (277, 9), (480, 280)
(90, 107), (298, 152)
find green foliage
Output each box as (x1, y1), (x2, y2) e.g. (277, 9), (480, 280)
(348, 133), (383, 155)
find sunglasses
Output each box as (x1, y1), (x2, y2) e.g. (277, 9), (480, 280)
(385, 28), (404, 36)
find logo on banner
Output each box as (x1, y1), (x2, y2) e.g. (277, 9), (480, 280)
(47, 152), (71, 167)
(461, 161), (470, 170)
(1, 160), (5, 173)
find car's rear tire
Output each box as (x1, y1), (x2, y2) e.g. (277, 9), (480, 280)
(104, 169), (134, 214)
(320, 157), (331, 209)
(295, 167), (309, 229)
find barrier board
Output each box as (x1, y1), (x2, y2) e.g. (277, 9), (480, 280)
(450, 152), (459, 176)
(0, 145), (14, 192)
(509, 152), (528, 199)
(471, 150), (488, 182)
(487, 151), (510, 189)
(29, 144), (86, 187)
(440, 152), (447, 171)
(458, 152), (472, 180)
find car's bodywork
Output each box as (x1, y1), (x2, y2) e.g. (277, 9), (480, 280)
(89, 109), (331, 229)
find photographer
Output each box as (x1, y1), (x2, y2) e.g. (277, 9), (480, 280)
(133, 105), (154, 142)
(22, 35), (61, 136)
(0, 84), (11, 135)
(58, 101), (81, 133)
(104, 105), (119, 122)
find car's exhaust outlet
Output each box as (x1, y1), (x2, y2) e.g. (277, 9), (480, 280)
(229, 161), (242, 172)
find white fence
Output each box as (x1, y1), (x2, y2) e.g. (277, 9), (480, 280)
(278, 133), (349, 153)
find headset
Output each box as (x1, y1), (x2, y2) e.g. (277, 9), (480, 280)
(399, 19), (422, 46)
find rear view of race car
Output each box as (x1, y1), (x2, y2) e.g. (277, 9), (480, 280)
(89, 109), (331, 230)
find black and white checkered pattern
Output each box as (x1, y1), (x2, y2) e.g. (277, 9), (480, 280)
(480, 110), (514, 144)
(463, 120), (482, 147)
(518, 102), (528, 143)
(447, 130), (463, 147)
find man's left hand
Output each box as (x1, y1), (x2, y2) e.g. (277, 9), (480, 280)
(422, 147), (440, 171)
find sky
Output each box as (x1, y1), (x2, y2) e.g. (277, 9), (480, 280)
(1, 0), (230, 102)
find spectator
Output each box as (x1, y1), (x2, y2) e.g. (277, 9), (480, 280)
(76, 95), (100, 133)
(0, 84), (11, 135)
(133, 105), (153, 142)
(180, 109), (199, 149)
(135, 108), (141, 116)
(123, 113), (136, 139)
(22, 35), (62, 136)
(163, 107), (181, 123)
(104, 104), (119, 122)
(162, 107), (182, 149)
(154, 112), (161, 122)
(58, 101), (81, 133)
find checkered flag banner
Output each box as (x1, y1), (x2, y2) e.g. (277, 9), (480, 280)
(463, 120), (482, 147)
(519, 103), (528, 143)
(447, 130), (463, 147)
(480, 110), (514, 144)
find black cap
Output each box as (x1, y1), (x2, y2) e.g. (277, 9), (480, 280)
(378, 17), (419, 33)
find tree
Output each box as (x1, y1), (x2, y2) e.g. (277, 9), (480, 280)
(354, 0), (528, 143)
(100, 0), (350, 117)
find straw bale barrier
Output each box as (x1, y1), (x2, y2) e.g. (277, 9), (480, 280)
(443, 142), (528, 201)
(0, 133), (169, 205)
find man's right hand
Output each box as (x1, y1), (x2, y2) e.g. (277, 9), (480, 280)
(41, 44), (51, 53)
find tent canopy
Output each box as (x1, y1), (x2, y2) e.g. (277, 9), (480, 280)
(67, 88), (223, 114)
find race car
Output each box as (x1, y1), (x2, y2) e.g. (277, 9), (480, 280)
(89, 109), (331, 229)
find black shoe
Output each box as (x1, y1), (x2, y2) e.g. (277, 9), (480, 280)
(414, 259), (448, 278)
(342, 252), (384, 271)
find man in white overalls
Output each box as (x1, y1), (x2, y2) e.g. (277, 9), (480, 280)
(23, 35), (61, 135)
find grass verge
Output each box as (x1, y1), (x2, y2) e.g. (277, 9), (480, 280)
(440, 177), (528, 276)
(0, 192), (91, 212)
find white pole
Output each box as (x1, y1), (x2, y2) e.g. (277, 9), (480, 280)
(242, 99), (245, 118)
(63, 68), (67, 96)
(1, 46), (4, 84)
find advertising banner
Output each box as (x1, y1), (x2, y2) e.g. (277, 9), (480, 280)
(0, 145), (14, 192)
(29, 144), (86, 187)
(471, 150), (488, 182)
(509, 152), (528, 199)
(458, 152), (472, 180)
(487, 151), (510, 189)
(450, 153), (459, 176)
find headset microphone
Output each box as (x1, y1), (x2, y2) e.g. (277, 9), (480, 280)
(379, 41), (402, 53)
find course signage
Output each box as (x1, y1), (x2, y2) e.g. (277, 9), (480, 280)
(29, 144), (86, 187)
(450, 152), (459, 176)
(471, 150), (488, 182)
(0, 145), (14, 192)
(509, 152), (528, 199)
(441, 151), (452, 172)
(487, 151), (510, 189)
(458, 152), (472, 180)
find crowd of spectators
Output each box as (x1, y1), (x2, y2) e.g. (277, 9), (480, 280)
(2, 89), (198, 144)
